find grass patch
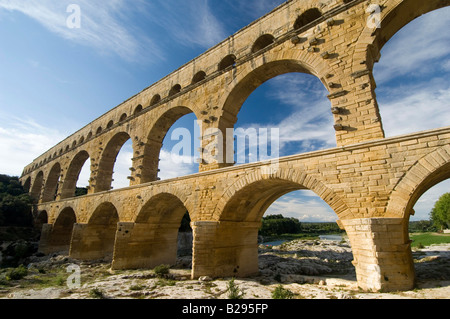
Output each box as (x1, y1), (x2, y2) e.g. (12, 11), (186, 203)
(410, 233), (450, 248)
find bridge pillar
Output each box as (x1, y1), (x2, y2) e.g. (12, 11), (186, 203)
(112, 222), (180, 270)
(340, 218), (415, 292)
(69, 223), (117, 261)
(38, 223), (72, 255)
(191, 221), (261, 279)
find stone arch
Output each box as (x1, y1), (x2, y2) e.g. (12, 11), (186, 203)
(150, 94), (161, 107)
(35, 210), (48, 229)
(30, 171), (44, 200)
(218, 54), (236, 71)
(71, 202), (119, 260)
(119, 113), (127, 122)
(293, 7), (322, 30)
(60, 150), (90, 199)
(353, 0), (450, 71)
(95, 132), (131, 192)
(140, 106), (197, 183)
(134, 104), (143, 115)
(169, 84), (182, 97)
(46, 207), (77, 254)
(22, 177), (31, 193)
(387, 144), (450, 219)
(214, 167), (350, 222)
(192, 71), (207, 84)
(42, 163), (62, 203)
(251, 34), (275, 53)
(220, 58), (329, 128)
(204, 167), (349, 277)
(112, 192), (192, 270)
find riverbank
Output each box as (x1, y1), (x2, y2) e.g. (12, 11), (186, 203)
(0, 237), (449, 299)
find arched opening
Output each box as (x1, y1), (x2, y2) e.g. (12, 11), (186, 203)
(96, 127), (103, 135)
(251, 34), (275, 53)
(35, 210), (48, 230)
(84, 202), (119, 260)
(119, 113), (127, 122)
(211, 177), (349, 278)
(169, 84), (182, 97)
(22, 177), (31, 193)
(150, 94), (161, 107)
(293, 8), (322, 30)
(79, 136), (85, 144)
(134, 104), (143, 115)
(47, 207), (76, 254)
(30, 171), (44, 201)
(112, 193), (192, 270)
(373, 5), (450, 137)
(399, 163), (450, 287)
(141, 106), (198, 183)
(223, 61), (334, 166)
(192, 71), (206, 84)
(95, 132), (131, 192)
(218, 54), (236, 71)
(111, 139), (133, 190)
(60, 151), (90, 199)
(42, 163), (61, 202)
(107, 120), (114, 129)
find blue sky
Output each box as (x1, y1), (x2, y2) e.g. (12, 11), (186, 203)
(0, 1), (448, 222)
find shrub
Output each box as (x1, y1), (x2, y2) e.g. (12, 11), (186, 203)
(227, 278), (245, 299)
(89, 288), (106, 299)
(6, 265), (28, 281)
(153, 264), (170, 278)
(272, 285), (294, 299)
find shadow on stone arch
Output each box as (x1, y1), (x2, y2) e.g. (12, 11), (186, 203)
(112, 193), (192, 272)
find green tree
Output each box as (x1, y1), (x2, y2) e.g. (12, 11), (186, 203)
(430, 193), (450, 230)
(0, 174), (33, 227)
(260, 214), (302, 236)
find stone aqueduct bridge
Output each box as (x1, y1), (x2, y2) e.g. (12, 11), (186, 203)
(19, 0), (450, 292)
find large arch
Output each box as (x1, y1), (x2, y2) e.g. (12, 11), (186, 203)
(39, 207), (76, 255)
(70, 202), (119, 261)
(354, 0), (450, 71)
(387, 145), (450, 219)
(215, 58), (333, 166)
(41, 163), (61, 202)
(140, 106), (196, 183)
(112, 192), (191, 270)
(30, 171), (44, 201)
(196, 167), (350, 278)
(95, 132), (131, 192)
(60, 150), (90, 199)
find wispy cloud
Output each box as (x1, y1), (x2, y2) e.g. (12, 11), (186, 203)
(374, 8), (450, 84)
(0, 0), (163, 63)
(149, 0), (227, 48)
(266, 191), (337, 222)
(0, 115), (65, 176)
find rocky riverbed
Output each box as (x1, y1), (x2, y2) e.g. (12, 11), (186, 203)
(0, 238), (449, 299)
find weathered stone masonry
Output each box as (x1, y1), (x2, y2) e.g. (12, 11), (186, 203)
(20, 0), (450, 292)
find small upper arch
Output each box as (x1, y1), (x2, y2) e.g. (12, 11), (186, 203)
(218, 54), (237, 71)
(251, 34), (275, 53)
(293, 8), (322, 30)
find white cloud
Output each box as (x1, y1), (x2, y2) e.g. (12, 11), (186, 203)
(150, 0), (227, 48)
(265, 191), (337, 222)
(378, 82), (450, 137)
(158, 149), (198, 180)
(0, 115), (65, 176)
(0, 0), (162, 63)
